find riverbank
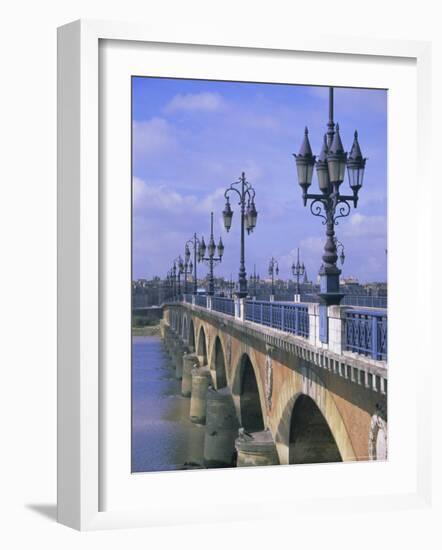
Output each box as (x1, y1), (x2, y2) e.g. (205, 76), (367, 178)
(132, 334), (205, 472)
(132, 324), (161, 336)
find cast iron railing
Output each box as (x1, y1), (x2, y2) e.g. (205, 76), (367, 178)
(211, 296), (235, 316)
(195, 295), (208, 308)
(245, 300), (309, 338)
(345, 309), (387, 361)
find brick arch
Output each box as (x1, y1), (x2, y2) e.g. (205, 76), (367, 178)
(231, 350), (267, 431)
(272, 365), (356, 465)
(196, 324), (208, 365)
(188, 317), (196, 352)
(208, 334), (227, 389)
(182, 314), (188, 341)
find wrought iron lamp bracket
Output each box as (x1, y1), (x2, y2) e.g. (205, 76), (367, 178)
(224, 176), (255, 206)
(308, 197), (328, 224)
(334, 199), (351, 224)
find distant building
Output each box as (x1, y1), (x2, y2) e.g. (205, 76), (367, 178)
(132, 277), (170, 307)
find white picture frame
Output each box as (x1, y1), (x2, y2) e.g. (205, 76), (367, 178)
(57, 19), (432, 531)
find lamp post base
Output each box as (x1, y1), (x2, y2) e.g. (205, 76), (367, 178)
(318, 292), (345, 306)
(318, 265), (345, 343)
(235, 279), (248, 299)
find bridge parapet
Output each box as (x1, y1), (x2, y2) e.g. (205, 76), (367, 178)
(176, 295), (387, 363)
(164, 298), (388, 463)
(166, 299), (387, 398)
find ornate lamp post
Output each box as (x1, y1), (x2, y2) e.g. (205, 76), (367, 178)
(168, 267), (176, 298)
(171, 261), (180, 298)
(165, 271), (172, 300)
(249, 264), (259, 299)
(222, 172), (257, 298)
(291, 248), (305, 301)
(268, 257), (279, 300)
(228, 274), (234, 298)
(175, 256), (185, 298)
(182, 246), (193, 295)
(185, 233), (202, 295)
(197, 212), (224, 296)
(293, 87), (366, 341)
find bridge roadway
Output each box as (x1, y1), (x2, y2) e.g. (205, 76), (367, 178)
(161, 297), (388, 468)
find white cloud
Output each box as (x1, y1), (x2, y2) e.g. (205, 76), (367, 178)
(343, 213), (387, 238)
(132, 177), (231, 277)
(239, 113), (280, 131)
(132, 177), (225, 217)
(133, 117), (177, 156)
(164, 92), (225, 113)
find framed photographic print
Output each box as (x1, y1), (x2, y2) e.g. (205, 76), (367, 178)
(57, 20), (432, 530)
(131, 76), (388, 473)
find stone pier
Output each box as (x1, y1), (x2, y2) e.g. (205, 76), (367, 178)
(235, 430), (280, 467)
(189, 366), (211, 424)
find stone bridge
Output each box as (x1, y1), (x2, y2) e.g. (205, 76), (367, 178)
(161, 296), (387, 468)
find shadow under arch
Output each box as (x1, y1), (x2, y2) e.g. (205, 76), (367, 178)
(177, 311), (182, 335)
(273, 369), (356, 464)
(188, 318), (195, 352)
(209, 336), (227, 389)
(289, 394), (342, 464)
(197, 325), (207, 365)
(232, 353), (265, 432)
(182, 314), (188, 341)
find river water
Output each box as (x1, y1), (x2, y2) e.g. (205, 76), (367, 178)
(131, 335), (206, 472)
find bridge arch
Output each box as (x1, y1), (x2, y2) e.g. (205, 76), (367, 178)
(289, 394), (342, 464)
(273, 366), (356, 464)
(197, 325), (208, 365)
(177, 311), (182, 335)
(182, 314), (188, 341)
(232, 353), (265, 432)
(209, 336), (227, 389)
(188, 318), (195, 352)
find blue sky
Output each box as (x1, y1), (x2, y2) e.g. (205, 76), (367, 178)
(132, 77), (387, 284)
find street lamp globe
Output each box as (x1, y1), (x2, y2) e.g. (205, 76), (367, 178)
(294, 127), (316, 193)
(217, 237), (224, 258)
(208, 237), (216, 258)
(347, 130), (366, 193)
(339, 249), (345, 266)
(316, 134), (330, 192)
(327, 123), (347, 186)
(222, 199), (233, 232)
(199, 237), (206, 260)
(247, 200), (258, 231)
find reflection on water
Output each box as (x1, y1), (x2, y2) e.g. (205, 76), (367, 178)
(131, 335), (205, 472)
